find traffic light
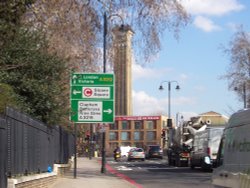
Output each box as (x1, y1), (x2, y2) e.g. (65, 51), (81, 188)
(85, 135), (90, 141)
(85, 130), (90, 141)
(167, 119), (172, 128)
(161, 129), (166, 138)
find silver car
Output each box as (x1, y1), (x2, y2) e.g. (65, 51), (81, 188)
(127, 148), (145, 161)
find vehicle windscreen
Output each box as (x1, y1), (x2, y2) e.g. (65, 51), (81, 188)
(135, 148), (143, 152)
(149, 146), (160, 152)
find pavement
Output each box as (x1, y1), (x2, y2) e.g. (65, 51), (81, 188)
(49, 157), (141, 188)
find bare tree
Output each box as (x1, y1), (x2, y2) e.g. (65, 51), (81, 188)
(223, 27), (250, 108)
(23, 0), (190, 70)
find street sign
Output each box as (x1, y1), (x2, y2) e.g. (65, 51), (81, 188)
(70, 73), (114, 123)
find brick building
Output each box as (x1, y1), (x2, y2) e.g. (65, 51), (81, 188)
(105, 115), (168, 156)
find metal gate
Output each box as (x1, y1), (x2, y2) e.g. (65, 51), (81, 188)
(0, 117), (7, 188)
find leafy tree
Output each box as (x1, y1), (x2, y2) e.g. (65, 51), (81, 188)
(0, 83), (18, 114)
(0, 0), (34, 47)
(0, 1), (70, 125)
(0, 28), (68, 125)
(223, 27), (250, 108)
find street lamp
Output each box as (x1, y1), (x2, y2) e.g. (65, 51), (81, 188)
(159, 81), (180, 148)
(101, 12), (124, 174)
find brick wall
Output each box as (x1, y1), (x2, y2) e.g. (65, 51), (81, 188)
(8, 173), (57, 188)
(15, 176), (57, 188)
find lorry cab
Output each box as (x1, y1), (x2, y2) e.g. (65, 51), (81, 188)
(212, 109), (250, 188)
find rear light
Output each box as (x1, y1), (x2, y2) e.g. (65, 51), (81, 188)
(207, 147), (211, 156)
(142, 152), (145, 154)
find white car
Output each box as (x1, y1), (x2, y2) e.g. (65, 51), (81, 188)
(127, 148), (145, 161)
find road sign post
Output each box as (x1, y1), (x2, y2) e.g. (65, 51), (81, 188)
(70, 73), (114, 123)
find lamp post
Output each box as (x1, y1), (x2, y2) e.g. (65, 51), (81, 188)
(101, 12), (124, 174)
(159, 81), (180, 148)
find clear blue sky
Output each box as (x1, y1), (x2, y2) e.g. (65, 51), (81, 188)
(132, 0), (250, 120)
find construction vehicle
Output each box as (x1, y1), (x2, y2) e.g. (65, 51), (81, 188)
(167, 119), (225, 168)
(167, 126), (191, 167)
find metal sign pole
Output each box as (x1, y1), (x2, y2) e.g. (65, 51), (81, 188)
(74, 122), (77, 178)
(101, 12), (107, 174)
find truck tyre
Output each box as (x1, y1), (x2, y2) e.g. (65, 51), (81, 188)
(190, 160), (195, 169)
(176, 159), (181, 167)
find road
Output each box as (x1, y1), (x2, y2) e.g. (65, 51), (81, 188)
(107, 157), (213, 188)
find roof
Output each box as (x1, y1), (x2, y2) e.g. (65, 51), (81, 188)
(199, 111), (222, 116)
(199, 111), (229, 119)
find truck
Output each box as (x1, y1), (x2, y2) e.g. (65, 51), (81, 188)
(167, 126), (192, 167)
(167, 143), (191, 167)
(189, 126), (224, 170)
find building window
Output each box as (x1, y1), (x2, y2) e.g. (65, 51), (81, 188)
(110, 122), (118, 130)
(134, 131), (143, 141)
(122, 121), (130, 130)
(134, 121), (143, 130)
(146, 131), (156, 141)
(109, 132), (118, 141)
(145, 121), (156, 129)
(121, 132), (130, 141)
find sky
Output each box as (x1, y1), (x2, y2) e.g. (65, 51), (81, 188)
(131, 0), (250, 120)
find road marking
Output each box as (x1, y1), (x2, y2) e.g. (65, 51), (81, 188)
(105, 162), (143, 188)
(116, 166), (132, 171)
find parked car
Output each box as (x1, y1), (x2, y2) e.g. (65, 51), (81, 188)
(145, 145), (163, 159)
(127, 148), (145, 161)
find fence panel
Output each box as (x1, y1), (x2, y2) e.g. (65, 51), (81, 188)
(5, 107), (74, 177)
(0, 117), (7, 188)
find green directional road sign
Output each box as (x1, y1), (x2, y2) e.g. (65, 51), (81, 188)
(70, 73), (114, 123)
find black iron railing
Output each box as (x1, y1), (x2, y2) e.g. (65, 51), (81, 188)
(0, 107), (74, 188)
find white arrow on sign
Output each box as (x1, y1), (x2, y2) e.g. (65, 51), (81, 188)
(103, 109), (112, 114)
(72, 75), (78, 84)
(73, 90), (81, 95)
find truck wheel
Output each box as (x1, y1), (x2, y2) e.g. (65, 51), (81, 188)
(176, 160), (181, 167)
(168, 159), (172, 166)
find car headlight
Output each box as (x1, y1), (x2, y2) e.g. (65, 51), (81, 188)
(204, 156), (211, 164)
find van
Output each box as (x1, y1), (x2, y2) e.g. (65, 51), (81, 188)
(212, 109), (250, 188)
(120, 146), (136, 157)
(190, 127), (224, 170)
